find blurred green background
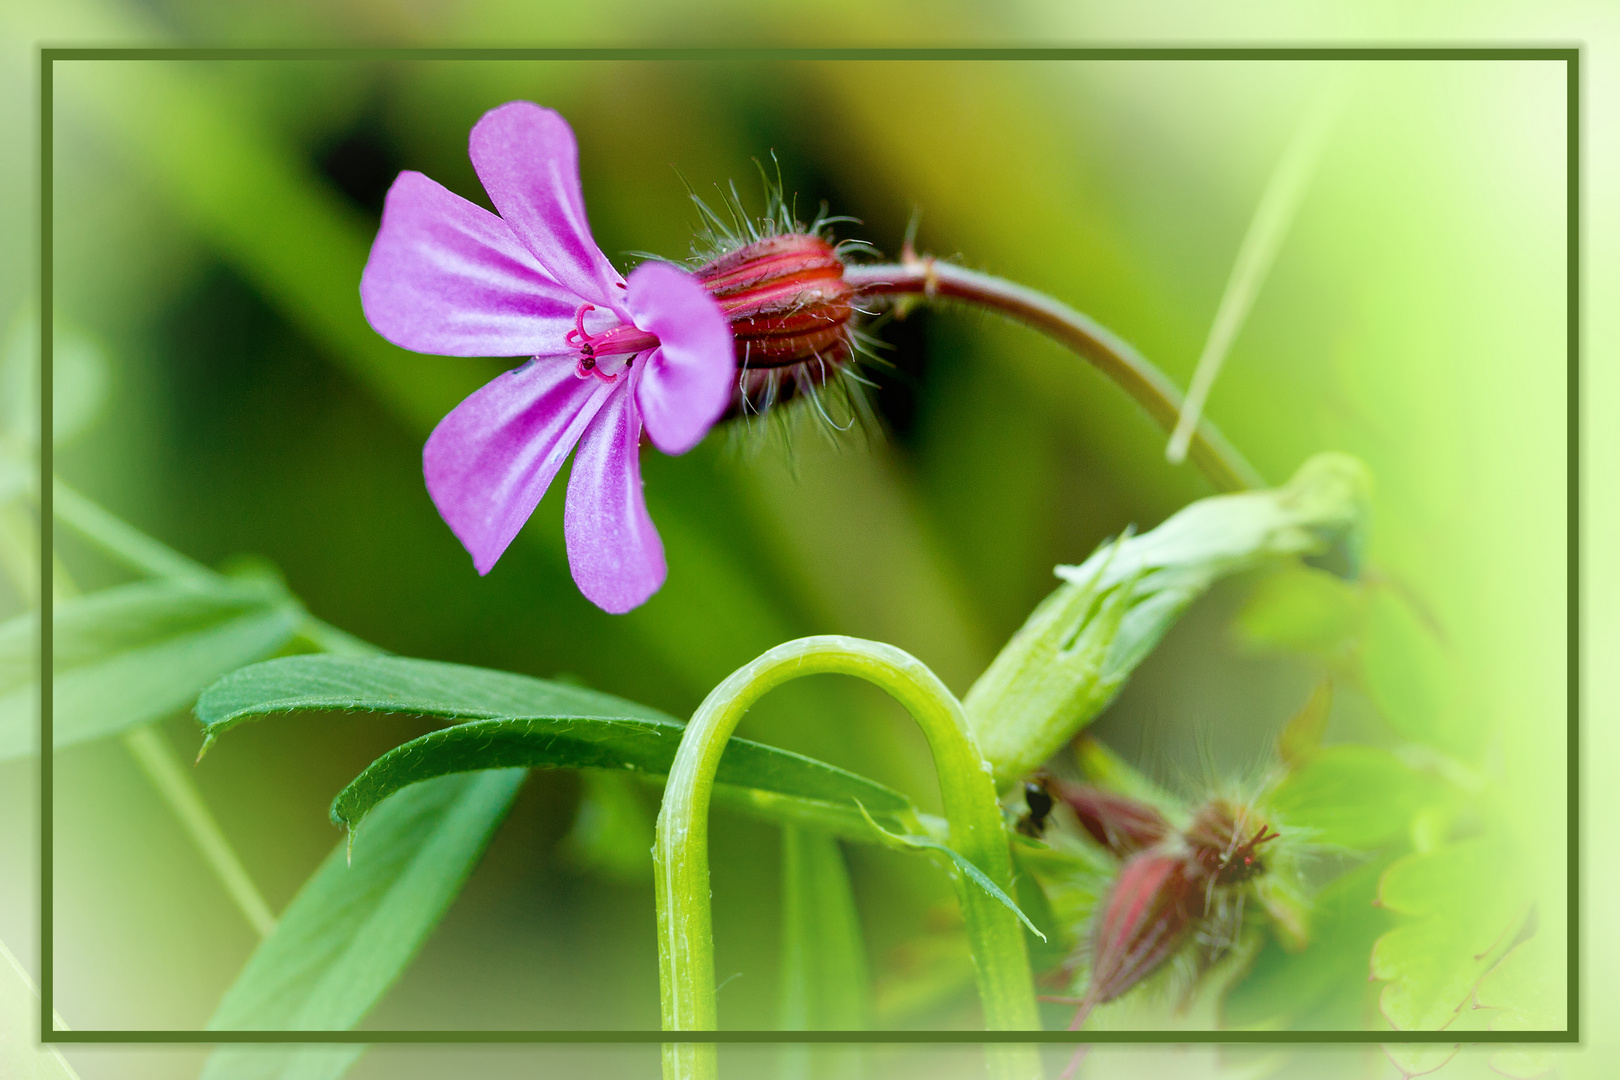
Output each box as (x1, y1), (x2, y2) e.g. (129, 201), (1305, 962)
(0, 0), (1601, 1078)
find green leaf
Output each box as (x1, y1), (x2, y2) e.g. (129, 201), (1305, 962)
(1223, 858), (1390, 1029)
(198, 1047), (364, 1080)
(1361, 588), (1467, 753)
(967, 452), (1373, 782)
(558, 769), (656, 882)
(0, 456), (27, 506)
(1371, 838), (1531, 1030)
(1475, 932), (1564, 1077)
(196, 653), (670, 747)
(1231, 564), (1361, 661)
(195, 655), (917, 839)
(332, 716), (912, 833)
(1267, 745), (1432, 849)
(778, 827), (870, 1032)
(1381, 1044), (1462, 1078)
(1277, 679), (1333, 768)
(1010, 845), (1069, 971)
(0, 576), (303, 761)
(855, 804), (1046, 942)
(1, 937), (80, 1080)
(200, 769), (525, 1078)
(1474, 931), (1565, 1030)
(2, 315), (110, 451)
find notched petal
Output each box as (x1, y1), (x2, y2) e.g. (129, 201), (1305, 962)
(564, 391), (666, 613)
(626, 261), (735, 456)
(425, 360), (611, 575)
(468, 101), (627, 315)
(360, 171), (577, 357)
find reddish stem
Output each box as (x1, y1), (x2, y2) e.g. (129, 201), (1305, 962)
(845, 259), (1264, 494)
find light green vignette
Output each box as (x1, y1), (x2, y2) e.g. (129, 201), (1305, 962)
(655, 636), (1042, 1080)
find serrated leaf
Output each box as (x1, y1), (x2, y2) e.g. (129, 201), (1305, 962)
(1268, 744), (1431, 848)
(1382, 1044), (1461, 1078)
(1473, 932), (1565, 1078)
(1232, 564), (1362, 660)
(1473, 932), (1564, 1030)
(1371, 839), (1531, 1030)
(1223, 858), (1390, 1029)
(200, 769), (525, 1079)
(0, 576), (303, 761)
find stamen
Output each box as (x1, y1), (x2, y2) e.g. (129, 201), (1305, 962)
(576, 357), (619, 383)
(565, 303), (597, 349)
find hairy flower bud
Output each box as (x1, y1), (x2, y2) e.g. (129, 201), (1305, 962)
(1053, 782), (1172, 857)
(1086, 852), (1205, 1006)
(1184, 799), (1279, 885)
(693, 233), (855, 414)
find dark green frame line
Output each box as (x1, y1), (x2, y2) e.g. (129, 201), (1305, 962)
(38, 38), (55, 1051)
(43, 1030), (1579, 1045)
(36, 45), (1581, 1047)
(38, 46), (1580, 61)
(1565, 45), (1583, 1057)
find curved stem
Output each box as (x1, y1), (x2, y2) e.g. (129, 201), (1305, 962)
(655, 635), (1042, 1080)
(845, 260), (1264, 493)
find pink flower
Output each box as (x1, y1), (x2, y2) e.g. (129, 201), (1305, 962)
(359, 101), (734, 613)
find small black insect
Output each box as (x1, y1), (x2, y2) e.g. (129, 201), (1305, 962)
(1015, 777), (1055, 838)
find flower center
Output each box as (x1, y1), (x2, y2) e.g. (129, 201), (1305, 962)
(564, 303), (659, 381)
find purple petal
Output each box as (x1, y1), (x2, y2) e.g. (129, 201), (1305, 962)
(360, 171), (579, 357)
(626, 261), (735, 456)
(468, 102), (627, 316)
(564, 388), (666, 613)
(425, 359), (613, 574)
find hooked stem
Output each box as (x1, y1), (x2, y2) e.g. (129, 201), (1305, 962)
(654, 635), (1042, 1080)
(844, 260), (1264, 494)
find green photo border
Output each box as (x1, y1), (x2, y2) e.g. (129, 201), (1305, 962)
(36, 45), (1581, 1047)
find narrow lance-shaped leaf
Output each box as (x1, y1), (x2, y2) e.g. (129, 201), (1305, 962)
(966, 451), (1372, 782)
(197, 653), (670, 749)
(778, 826), (870, 1032)
(777, 827), (868, 1080)
(856, 804), (1046, 942)
(0, 574), (303, 761)
(199, 769), (525, 1080)
(331, 716), (914, 839)
(198, 655), (920, 841)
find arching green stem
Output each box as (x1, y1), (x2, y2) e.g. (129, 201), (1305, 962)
(655, 636), (1042, 1080)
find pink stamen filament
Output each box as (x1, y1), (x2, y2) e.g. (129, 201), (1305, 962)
(566, 302), (659, 362)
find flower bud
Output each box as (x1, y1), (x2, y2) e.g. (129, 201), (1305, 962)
(1052, 781), (1172, 858)
(693, 233), (855, 414)
(1086, 851), (1205, 1006)
(1183, 799), (1278, 886)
